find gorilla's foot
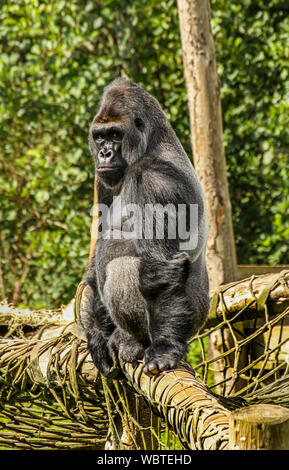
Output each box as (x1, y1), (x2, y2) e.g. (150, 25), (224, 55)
(143, 340), (186, 375)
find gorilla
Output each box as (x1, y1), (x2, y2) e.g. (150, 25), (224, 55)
(82, 78), (210, 378)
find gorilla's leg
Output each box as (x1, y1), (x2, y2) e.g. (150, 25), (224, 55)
(87, 327), (117, 377)
(103, 256), (149, 363)
(143, 293), (192, 374)
(139, 252), (191, 297)
(80, 276), (121, 378)
(103, 254), (209, 375)
(139, 253), (209, 374)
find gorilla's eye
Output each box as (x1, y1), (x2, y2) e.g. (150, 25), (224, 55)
(111, 131), (122, 141)
(92, 131), (104, 142)
(134, 118), (145, 131)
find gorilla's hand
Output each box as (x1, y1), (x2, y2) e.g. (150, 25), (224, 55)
(108, 328), (145, 364)
(139, 252), (190, 300)
(87, 331), (121, 379)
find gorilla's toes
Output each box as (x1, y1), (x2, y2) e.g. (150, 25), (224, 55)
(143, 357), (178, 375)
(143, 343), (182, 375)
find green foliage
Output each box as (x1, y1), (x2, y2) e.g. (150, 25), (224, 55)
(211, 0), (289, 264)
(0, 0), (288, 307)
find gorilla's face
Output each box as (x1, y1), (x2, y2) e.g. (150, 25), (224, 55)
(91, 124), (128, 187)
(90, 116), (148, 187)
(89, 81), (158, 188)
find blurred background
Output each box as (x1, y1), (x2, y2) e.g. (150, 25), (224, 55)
(0, 0), (288, 309)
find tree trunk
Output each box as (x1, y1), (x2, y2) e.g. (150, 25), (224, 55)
(177, 0), (239, 394)
(177, 0), (237, 291)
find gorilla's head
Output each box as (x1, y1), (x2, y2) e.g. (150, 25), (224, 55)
(89, 78), (174, 188)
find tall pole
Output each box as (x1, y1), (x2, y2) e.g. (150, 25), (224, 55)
(177, 0), (237, 290)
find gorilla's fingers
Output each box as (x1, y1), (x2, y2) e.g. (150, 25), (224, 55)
(87, 331), (122, 378)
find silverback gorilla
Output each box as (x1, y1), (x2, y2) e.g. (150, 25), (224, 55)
(82, 78), (210, 378)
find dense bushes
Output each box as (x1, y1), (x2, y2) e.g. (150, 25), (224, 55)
(0, 0), (288, 307)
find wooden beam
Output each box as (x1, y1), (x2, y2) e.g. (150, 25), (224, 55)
(207, 270), (289, 327)
(229, 404), (289, 450)
(237, 265), (289, 280)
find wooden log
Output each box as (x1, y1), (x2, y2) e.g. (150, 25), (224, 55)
(0, 330), (159, 451)
(229, 404), (289, 450)
(237, 265), (289, 281)
(122, 360), (232, 450)
(2, 324), (289, 450)
(207, 270), (289, 327)
(0, 299), (74, 329)
(206, 270), (289, 394)
(0, 330), (234, 450)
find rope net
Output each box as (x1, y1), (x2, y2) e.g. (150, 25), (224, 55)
(0, 270), (288, 450)
(193, 270), (289, 398)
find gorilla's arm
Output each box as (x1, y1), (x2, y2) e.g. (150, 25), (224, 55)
(123, 156), (205, 260)
(81, 258), (118, 377)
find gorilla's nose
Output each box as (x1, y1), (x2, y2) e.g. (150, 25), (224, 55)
(100, 148), (114, 160)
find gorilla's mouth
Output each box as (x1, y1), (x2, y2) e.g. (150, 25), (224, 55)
(97, 165), (122, 172)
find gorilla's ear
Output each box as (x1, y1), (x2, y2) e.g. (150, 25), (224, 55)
(134, 118), (145, 132)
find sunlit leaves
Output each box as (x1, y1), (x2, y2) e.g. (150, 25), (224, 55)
(0, 0), (288, 307)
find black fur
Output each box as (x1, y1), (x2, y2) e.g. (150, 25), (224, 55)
(82, 78), (210, 377)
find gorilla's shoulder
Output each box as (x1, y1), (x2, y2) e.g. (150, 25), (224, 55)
(126, 156), (190, 185)
(123, 156), (196, 205)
